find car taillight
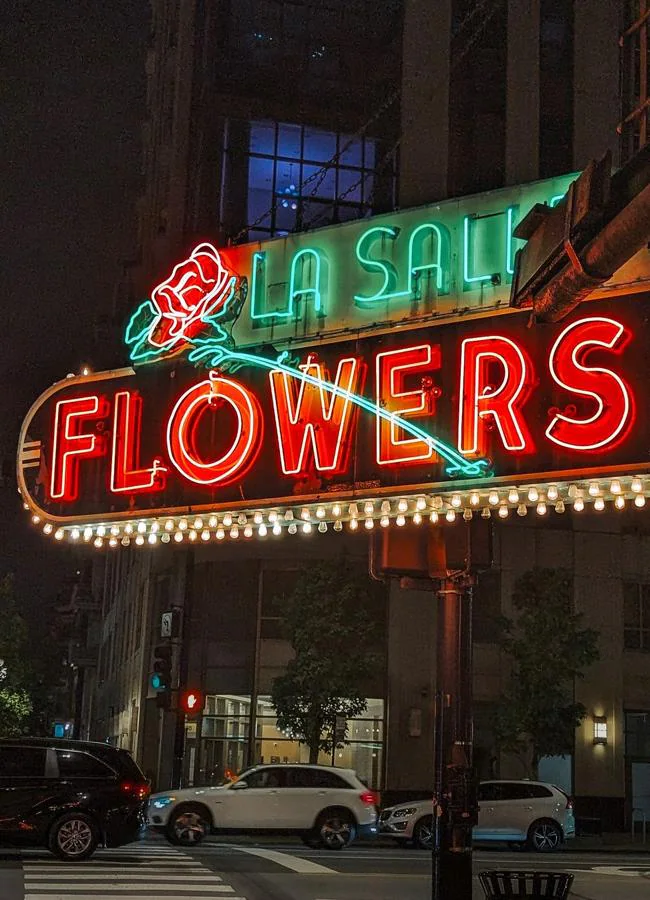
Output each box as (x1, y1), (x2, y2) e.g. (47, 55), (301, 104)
(121, 780), (151, 800)
(566, 796), (574, 811)
(360, 790), (378, 806)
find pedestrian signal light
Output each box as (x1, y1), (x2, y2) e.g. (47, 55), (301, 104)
(151, 643), (173, 692)
(180, 689), (204, 716)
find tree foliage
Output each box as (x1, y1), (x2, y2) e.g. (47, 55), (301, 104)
(271, 558), (384, 763)
(0, 575), (32, 736)
(495, 567), (599, 775)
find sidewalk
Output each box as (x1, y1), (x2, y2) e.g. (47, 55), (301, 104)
(571, 832), (650, 852)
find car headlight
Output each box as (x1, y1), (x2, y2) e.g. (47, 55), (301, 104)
(393, 807), (417, 818)
(151, 796), (175, 809)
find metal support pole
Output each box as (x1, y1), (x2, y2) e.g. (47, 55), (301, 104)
(432, 577), (476, 900)
(172, 548), (195, 788)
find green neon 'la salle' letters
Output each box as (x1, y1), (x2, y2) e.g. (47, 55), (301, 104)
(251, 248), (326, 322)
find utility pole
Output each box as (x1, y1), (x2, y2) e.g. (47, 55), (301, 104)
(171, 547), (195, 788)
(432, 576), (477, 900)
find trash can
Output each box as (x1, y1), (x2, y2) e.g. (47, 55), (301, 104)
(478, 870), (574, 899)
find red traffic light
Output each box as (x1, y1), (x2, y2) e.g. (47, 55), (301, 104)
(180, 689), (204, 715)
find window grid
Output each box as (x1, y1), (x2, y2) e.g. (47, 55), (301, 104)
(624, 582), (650, 650)
(245, 120), (379, 241)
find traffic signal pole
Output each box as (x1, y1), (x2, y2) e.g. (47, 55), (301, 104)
(171, 547), (195, 788)
(432, 576), (476, 900)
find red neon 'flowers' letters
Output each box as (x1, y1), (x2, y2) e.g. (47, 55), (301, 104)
(458, 335), (532, 456)
(50, 395), (108, 502)
(546, 316), (633, 451)
(110, 391), (167, 494)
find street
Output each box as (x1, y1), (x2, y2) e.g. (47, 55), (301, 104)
(1, 837), (649, 900)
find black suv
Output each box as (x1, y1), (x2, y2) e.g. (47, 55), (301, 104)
(0, 737), (150, 860)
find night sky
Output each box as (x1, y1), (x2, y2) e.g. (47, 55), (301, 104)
(1, 2), (148, 604)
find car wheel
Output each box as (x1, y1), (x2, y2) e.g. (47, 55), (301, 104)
(315, 809), (357, 850)
(48, 812), (99, 861)
(527, 819), (562, 852)
(413, 815), (434, 850)
(166, 804), (211, 846)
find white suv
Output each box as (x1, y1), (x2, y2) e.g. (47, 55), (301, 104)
(379, 780), (575, 852)
(148, 764), (378, 850)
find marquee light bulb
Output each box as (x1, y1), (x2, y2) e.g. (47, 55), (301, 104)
(333, 520), (343, 531)
(316, 506), (326, 519)
(121, 536), (131, 546)
(111, 524), (120, 536)
(396, 514), (406, 527)
(302, 521), (312, 534)
(94, 537), (104, 548)
(488, 491), (499, 505)
(381, 500), (391, 514)
(397, 498), (408, 513)
(244, 525), (253, 537)
(470, 491), (480, 506)
(588, 483), (599, 497)
(445, 509), (456, 523)
(109, 537), (118, 547)
(463, 508), (473, 521)
(527, 487), (539, 503)
(216, 527), (225, 540)
(150, 522), (160, 533)
(349, 518), (359, 531)
(179, 518), (188, 530)
(161, 533), (170, 543)
(135, 535), (144, 546)
(71, 528), (80, 540)
(43, 523), (53, 535)
(230, 525), (240, 538)
(416, 497), (427, 511)
(288, 522), (297, 535)
(137, 521), (146, 533)
(201, 529), (210, 541)
(508, 489), (519, 504)
(209, 515), (218, 527)
(149, 532), (158, 544)
(258, 523), (268, 537)
(223, 513), (233, 527)
(635, 494), (646, 508)
(432, 497), (443, 510)
(567, 484), (578, 498)
(83, 527), (93, 541)
(188, 529), (197, 541)
(547, 485), (559, 501)
(610, 479), (622, 494)
(498, 504), (509, 518)
(332, 504), (342, 517)
(318, 521), (327, 533)
(632, 477), (643, 493)
(301, 508), (310, 520)
(364, 501), (374, 515)
(517, 504), (527, 517)
(54, 528), (64, 541)
(594, 497), (605, 511)
(268, 511), (278, 523)
(96, 525), (106, 537)
(536, 502), (547, 516)
(253, 511), (263, 524)
(573, 497), (584, 512)
(430, 511), (439, 524)
(481, 507), (491, 518)
(31, 514), (41, 524)
(174, 531), (184, 542)
(615, 495), (625, 510)
(238, 514), (247, 526)
(451, 494), (462, 508)
(555, 500), (566, 513)
(285, 509), (294, 521)
(380, 515), (390, 528)
(349, 503), (359, 517)
(272, 523), (282, 536)
(364, 518), (374, 530)
(413, 512), (422, 525)
(125, 523), (134, 534)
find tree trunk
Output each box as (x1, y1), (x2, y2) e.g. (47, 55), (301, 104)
(309, 743), (319, 764)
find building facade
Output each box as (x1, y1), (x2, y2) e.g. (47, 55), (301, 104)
(80, 0), (650, 830)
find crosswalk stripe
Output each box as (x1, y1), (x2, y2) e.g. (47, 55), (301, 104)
(25, 896), (247, 900)
(24, 885), (235, 893)
(25, 874), (223, 882)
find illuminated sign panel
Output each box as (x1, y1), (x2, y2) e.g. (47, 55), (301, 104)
(19, 294), (649, 532)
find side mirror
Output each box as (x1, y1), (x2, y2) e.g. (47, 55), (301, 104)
(231, 780), (248, 790)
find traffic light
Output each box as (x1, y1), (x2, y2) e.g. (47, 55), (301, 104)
(151, 644), (172, 692)
(179, 689), (204, 717)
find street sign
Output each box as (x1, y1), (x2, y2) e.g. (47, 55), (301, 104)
(161, 611), (173, 638)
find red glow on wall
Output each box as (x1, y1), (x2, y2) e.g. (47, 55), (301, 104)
(166, 376), (262, 485)
(458, 335), (533, 457)
(546, 316), (633, 451)
(268, 356), (363, 475)
(375, 344), (441, 466)
(110, 391), (167, 494)
(50, 395), (109, 502)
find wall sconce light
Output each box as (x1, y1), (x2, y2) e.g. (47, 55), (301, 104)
(593, 716), (608, 745)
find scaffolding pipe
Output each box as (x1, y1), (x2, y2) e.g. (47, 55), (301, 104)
(534, 180), (650, 322)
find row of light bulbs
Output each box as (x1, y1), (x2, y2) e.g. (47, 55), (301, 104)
(27, 476), (649, 548)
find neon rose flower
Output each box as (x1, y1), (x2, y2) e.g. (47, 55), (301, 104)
(149, 243), (236, 349)
(125, 242), (246, 363)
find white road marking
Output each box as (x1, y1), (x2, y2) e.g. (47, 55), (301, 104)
(234, 845), (338, 874)
(25, 885), (235, 893)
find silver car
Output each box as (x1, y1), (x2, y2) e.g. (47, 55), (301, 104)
(379, 780), (575, 851)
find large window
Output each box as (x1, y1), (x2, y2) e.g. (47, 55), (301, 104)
(199, 694), (384, 788)
(626, 711), (650, 756)
(245, 121), (378, 240)
(624, 582), (650, 650)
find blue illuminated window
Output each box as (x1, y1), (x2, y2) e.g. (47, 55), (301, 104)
(244, 121), (381, 241)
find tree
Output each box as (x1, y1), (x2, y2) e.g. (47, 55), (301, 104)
(271, 558), (384, 763)
(495, 567), (599, 776)
(0, 575), (32, 736)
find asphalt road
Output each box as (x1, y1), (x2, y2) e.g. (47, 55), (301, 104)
(1, 836), (649, 899)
